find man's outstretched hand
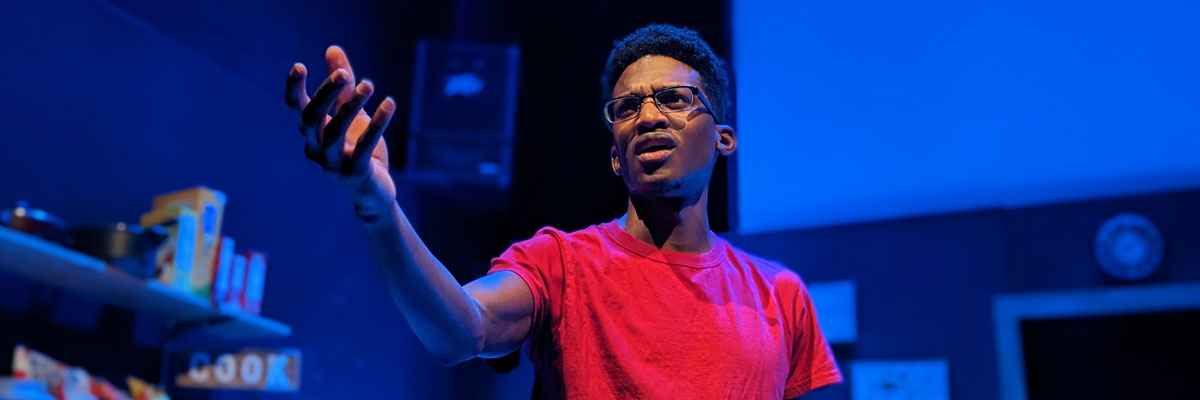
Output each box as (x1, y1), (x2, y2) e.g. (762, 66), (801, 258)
(285, 50), (534, 365)
(286, 46), (398, 220)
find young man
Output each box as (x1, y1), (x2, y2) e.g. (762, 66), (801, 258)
(285, 24), (841, 399)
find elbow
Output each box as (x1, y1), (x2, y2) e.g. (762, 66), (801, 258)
(429, 342), (484, 366)
(427, 320), (488, 366)
(414, 293), (492, 366)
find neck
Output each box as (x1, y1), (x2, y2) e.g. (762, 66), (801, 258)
(619, 187), (713, 253)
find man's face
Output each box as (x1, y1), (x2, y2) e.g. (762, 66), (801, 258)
(609, 55), (736, 198)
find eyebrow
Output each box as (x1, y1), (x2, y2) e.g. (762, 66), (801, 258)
(614, 83), (690, 98)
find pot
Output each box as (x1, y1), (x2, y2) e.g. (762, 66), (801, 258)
(70, 223), (167, 279)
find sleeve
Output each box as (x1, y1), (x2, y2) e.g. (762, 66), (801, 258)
(486, 228), (567, 340)
(782, 272), (844, 399)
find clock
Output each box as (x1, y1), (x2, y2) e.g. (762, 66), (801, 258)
(1094, 213), (1163, 281)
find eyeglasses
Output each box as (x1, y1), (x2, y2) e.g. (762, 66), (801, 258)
(603, 86), (719, 124)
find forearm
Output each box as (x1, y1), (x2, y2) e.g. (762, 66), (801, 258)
(360, 198), (485, 364)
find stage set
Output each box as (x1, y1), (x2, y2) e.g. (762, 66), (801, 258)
(1, 0), (1197, 399)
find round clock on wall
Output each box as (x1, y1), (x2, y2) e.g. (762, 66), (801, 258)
(1094, 213), (1164, 281)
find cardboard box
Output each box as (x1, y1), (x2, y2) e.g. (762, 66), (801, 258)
(139, 205), (197, 293)
(150, 186), (226, 298)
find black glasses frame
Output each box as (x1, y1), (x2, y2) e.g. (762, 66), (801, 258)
(603, 85), (720, 124)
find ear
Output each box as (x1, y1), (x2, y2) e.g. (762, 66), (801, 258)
(610, 144), (621, 176)
(715, 124), (737, 156)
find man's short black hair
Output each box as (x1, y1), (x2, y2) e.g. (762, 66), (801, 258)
(602, 24), (729, 123)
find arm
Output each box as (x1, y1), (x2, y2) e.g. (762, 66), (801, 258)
(364, 200), (535, 363)
(285, 46), (533, 364)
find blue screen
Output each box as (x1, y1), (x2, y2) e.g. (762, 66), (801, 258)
(732, 0), (1200, 234)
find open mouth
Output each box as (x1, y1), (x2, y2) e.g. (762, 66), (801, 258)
(633, 134), (678, 164)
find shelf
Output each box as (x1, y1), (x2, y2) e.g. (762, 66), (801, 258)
(0, 226), (291, 340)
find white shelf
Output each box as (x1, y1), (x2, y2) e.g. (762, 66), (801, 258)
(0, 226), (290, 340)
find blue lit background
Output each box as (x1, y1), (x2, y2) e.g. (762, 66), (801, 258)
(0, 0), (1197, 399)
(734, 0), (1200, 233)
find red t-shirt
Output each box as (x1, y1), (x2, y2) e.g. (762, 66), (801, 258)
(488, 220), (842, 399)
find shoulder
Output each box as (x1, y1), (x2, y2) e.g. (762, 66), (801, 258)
(720, 240), (806, 287)
(722, 241), (809, 298)
(506, 222), (610, 255)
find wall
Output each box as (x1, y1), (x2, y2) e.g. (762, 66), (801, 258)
(726, 187), (1200, 400)
(0, 0), (453, 398)
(732, 0), (1200, 234)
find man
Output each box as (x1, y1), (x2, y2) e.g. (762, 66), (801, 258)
(284, 24), (841, 399)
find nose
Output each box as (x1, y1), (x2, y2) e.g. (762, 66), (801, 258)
(634, 96), (669, 133)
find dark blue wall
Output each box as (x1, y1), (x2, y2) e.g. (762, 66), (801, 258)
(0, 1), (452, 398)
(726, 188), (1200, 400)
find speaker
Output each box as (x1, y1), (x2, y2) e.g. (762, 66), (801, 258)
(406, 40), (520, 187)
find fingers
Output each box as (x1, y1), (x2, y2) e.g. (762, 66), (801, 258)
(352, 97), (396, 170)
(292, 46), (391, 175)
(322, 80), (375, 171)
(284, 63), (310, 111)
(325, 46), (358, 107)
(300, 69), (349, 165)
(300, 68), (350, 128)
(325, 45), (356, 77)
